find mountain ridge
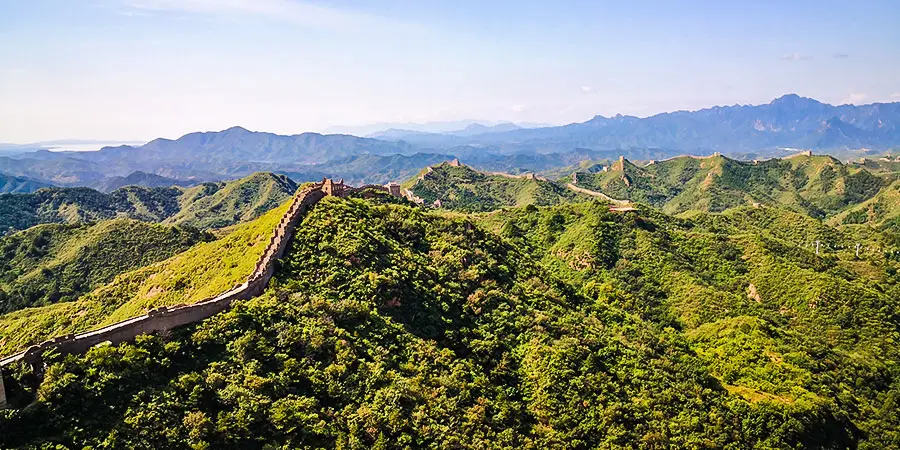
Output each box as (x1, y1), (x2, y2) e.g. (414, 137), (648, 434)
(560, 152), (888, 217)
(1, 191), (897, 447)
(0, 172), (299, 233)
(2, 95), (898, 191)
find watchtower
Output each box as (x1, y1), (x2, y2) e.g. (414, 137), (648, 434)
(385, 182), (401, 197)
(322, 178), (348, 197)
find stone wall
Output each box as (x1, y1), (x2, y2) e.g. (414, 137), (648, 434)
(0, 178), (406, 407)
(0, 182), (328, 374)
(565, 183), (630, 205)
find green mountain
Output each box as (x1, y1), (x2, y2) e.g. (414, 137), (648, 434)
(2, 196), (898, 448)
(564, 154), (887, 217)
(95, 171), (194, 193)
(831, 179), (900, 230)
(162, 172), (297, 229)
(406, 160), (594, 212)
(0, 220), (212, 314)
(0, 201), (290, 355)
(476, 201), (900, 447)
(0, 172), (297, 233)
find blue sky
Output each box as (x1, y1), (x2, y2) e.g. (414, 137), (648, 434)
(1, 0), (898, 142)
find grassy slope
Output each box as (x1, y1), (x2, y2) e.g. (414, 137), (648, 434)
(0, 201), (289, 355)
(0, 219), (211, 314)
(407, 163), (592, 212)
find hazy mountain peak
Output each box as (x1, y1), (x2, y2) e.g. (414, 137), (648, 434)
(223, 126), (251, 134)
(770, 93), (823, 108)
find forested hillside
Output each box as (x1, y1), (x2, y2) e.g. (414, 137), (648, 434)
(831, 179), (900, 230)
(0, 201), (290, 355)
(2, 196), (897, 448)
(562, 154), (887, 217)
(0, 220), (211, 314)
(406, 161), (592, 212)
(0, 172), (296, 233)
(163, 172), (297, 228)
(477, 202), (900, 447)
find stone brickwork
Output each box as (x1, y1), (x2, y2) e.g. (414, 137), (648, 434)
(0, 178), (401, 407)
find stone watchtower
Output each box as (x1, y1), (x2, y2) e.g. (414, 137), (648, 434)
(385, 182), (402, 197)
(321, 178), (348, 197)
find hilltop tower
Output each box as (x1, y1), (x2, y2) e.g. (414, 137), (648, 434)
(321, 178), (348, 197)
(385, 182), (401, 197)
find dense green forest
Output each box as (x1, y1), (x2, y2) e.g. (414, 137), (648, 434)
(0, 219), (211, 313)
(0, 172), (297, 233)
(2, 194), (898, 448)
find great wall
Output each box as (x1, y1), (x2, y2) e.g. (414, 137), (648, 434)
(0, 178), (396, 408)
(2, 154), (873, 408)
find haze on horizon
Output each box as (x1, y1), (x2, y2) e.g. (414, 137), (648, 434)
(1, 0), (899, 143)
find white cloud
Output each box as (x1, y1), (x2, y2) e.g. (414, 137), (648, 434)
(780, 53), (813, 61)
(581, 85), (593, 94)
(509, 104), (525, 113)
(891, 92), (900, 99)
(841, 92), (868, 104)
(123, 0), (417, 32)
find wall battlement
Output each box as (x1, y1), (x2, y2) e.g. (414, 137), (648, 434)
(0, 178), (399, 409)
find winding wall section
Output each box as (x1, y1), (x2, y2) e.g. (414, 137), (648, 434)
(0, 179), (388, 408)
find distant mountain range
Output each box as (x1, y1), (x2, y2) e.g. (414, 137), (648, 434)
(374, 95), (900, 154)
(0, 95), (897, 191)
(95, 171), (197, 193)
(0, 173), (53, 194)
(367, 122), (524, 140)
(325, 120), (551, 137)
